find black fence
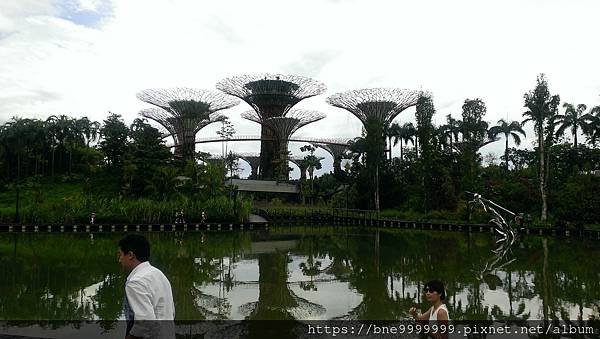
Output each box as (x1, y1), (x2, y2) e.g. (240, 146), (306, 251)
(253, 207), (600, 239)
(0, 222), (268, 233)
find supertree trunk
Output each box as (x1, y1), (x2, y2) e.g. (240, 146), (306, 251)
(241, 109), (325, 181)
(259, 126), (276, 179)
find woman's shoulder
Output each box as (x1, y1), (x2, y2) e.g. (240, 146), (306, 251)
(436, 304), (450, 319)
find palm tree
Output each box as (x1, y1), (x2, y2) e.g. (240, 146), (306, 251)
(77, 117), (101, 147)
(391, 122), (416, 161)
(521, 74), (560, 222)
(64, 118), (84, 175)
(45, 116), (59, 176)
(554, 103), (592, 148)
(439, 114), (461, 151)
(487, 119), (526, 170)
(386, 122), (401, 160)
(583, 106), (600, 145)
(46, 115), (75, 175)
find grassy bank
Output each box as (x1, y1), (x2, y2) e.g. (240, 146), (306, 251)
(0, 177), (251, 224)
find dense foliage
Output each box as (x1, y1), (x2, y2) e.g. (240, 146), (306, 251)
(0, 113), (250, 223)
(307, 75), (600, 227)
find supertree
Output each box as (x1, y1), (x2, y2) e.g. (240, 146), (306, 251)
(327, 88), (421, 127)
(288, 156), (308, 181)
(137, 87), (239, 160)
(241, 109), (325, 181)
(311, 139), (352, 178)
(326, 88), (421, 210)
(216, 74), (326, 179)
(238, 152), (261, 179)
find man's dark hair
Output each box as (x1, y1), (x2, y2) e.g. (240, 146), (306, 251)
(424, 280), (446, 300)
(119, 234), (150, 262)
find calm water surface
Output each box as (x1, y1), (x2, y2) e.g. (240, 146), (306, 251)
(1, 226), (599, 322)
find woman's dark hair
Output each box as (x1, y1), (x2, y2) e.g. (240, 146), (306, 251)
(119, 234), (150, 262)
(424, 280), (446, 300)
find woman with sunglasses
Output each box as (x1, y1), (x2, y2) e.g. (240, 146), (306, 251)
(409, 280), (449, 338)
(409, 280), (449, 322)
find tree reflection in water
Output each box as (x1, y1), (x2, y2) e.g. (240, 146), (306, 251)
(0, 228), (599, 324)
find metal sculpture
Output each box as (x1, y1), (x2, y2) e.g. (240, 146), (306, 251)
(474, 233), (517, 290)
(467, 192), (521, 242)
(467, 192), (521, 289)
(242, 109), (325, 180)
(217, 74), (326, 179)
(137, 87), (239, 160)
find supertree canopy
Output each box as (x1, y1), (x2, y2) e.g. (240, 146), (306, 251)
(216, 74), (326, 116)
(326, 88), (421, 126)
(242, 109), (325, 180)
(217, 74), (326, 179)
(137, 87), (239, 160)
(140, 107), (227, 152)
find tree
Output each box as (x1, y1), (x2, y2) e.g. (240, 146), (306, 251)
(522, 74), (560, 222)
(64, 117), (85, 175)
(99, 113), (129, 168)
(391, 122), (415, 161)
(462, 99), (488, 144)
(216, 118), (236, 159)
(585, 106), (600, 145)
(415, 95), (436, 153)
(387, 122), (401, 160)
(460, 98), (489, 192)
(488, 119), (526, 170)
(77, 117), (101, 147)
(123, 119), (171, 196)
(415, 94), (437, 211)
(123, 118), (172, 196)
(45, 115), (79, 175)
(554, 103), (591, 148)
(224, 151), (240, 178)
(300, 145), (323, 200)
(439, 114), (461, 152)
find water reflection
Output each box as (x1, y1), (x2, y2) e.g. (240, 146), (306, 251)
(0, 227), (599, 322)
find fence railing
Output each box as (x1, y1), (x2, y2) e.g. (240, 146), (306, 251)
(251, 207), (600, 238)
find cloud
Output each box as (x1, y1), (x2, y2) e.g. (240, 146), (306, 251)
(205, 16), (243, 45)
(283, 50), (341, 78)
(0, 89), (60, 122)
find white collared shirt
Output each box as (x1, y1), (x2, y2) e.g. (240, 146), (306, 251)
(125, 261), (175, 339)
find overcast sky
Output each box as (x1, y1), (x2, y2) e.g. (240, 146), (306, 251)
(1, 0), (599, 177)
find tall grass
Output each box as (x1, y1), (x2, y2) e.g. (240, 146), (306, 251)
(12, 194), (250, 224)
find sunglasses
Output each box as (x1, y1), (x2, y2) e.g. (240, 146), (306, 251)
(423, 287), (439, 293)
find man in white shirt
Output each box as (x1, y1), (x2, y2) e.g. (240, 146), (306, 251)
(118, 234), (176, 339)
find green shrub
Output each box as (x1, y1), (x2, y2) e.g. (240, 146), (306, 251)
(10, 193), (250, 224)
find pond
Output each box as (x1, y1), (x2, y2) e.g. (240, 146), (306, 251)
(1, 226), (599, 323)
